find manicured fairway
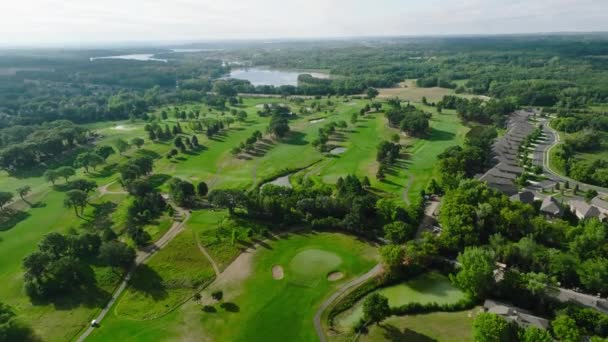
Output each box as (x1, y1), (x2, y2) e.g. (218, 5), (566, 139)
(196, 231), (378, 342)
(359, 307), (480, 342)
(335, 271), (466, 330)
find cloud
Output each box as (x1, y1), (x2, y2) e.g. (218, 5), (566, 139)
(0, 0), (607, 46)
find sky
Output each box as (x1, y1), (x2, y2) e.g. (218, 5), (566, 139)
(1, 0), (607, 47)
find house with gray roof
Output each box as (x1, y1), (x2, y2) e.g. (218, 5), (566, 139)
(483, 300), (550, 330)
(591, 197), (608, 216)
(510, 191), (535, 204)
(569, 200), (603, 220)
(540, 196), (563, 217)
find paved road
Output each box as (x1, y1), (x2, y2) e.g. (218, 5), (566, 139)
(313, 264), (383, 342)
(541, 120), (608, 195)
(75, 206), (191, 342)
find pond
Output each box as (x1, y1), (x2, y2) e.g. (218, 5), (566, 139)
(89, 54), (167, 62)
(335, 271), (466, 330)
(225, 68), (329, 87)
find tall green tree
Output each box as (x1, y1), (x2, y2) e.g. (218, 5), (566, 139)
(63, 190), (88, 217)
(0, 191), (13, 209)
(451, 247), (495, 298)
(473, 313), (513, 342)
(362, 293), (390, 325)
(114, 138), (130, 156)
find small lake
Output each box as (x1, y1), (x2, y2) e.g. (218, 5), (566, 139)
(225, 68), (329, 87)
(89, 54), (167, 62)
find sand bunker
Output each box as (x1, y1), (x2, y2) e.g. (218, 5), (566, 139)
(112, 125), (135, 131)
(309, 118), (326, 123)
(327, 272), (344, 281)
(272, 265), (284, 280)
(329, 147), (347, 155)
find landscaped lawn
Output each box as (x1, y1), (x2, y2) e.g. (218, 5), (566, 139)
(359, 307), (481, 342)
(88, 231), (378, 342)
(195, 231), (379, 342)
(335, 271), (466, 331)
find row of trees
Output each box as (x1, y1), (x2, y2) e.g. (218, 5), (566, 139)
(208, 174), (422, 239)
(0, 121), (90, 173)
(438, 96), (516, 126)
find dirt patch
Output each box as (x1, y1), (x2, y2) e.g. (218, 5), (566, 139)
(327, 271), (344, 281)
(272, 265), (284, 280)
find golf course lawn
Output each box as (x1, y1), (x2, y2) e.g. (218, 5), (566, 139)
(196, 231), (379, 342)
(335, 271), (466, 330)
(0, 190), (125, 342)
(359, 307), (481, 342)
(88, 231), (378, 342)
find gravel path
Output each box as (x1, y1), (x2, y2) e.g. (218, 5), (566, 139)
(195, 233), (220, 276)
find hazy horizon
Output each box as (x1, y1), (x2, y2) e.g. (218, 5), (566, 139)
(1, 0), (608, 48)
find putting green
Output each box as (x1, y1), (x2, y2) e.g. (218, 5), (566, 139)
(289, 249), (342, 282)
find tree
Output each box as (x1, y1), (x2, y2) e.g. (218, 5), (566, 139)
(267, 114), (290, 138)
(64, 189), (88, 217)
(44, 169), (59, 185)
(56, 166), (75, 182)
(208, 189), (247, 215)
(174, 136), (186, 152)
(577, 257), (608, 295)
(211, 290), (223, 301)
(197, 182), (209, 197)
(473, 313), (513, 342)
(0, 191), (14, 209)
(168, 178), (196, 207)
(191, 135), (199, 148)
(115, 138), (130, 156)
(552, 314), (581, 342)
(585, 189), (599, 202)
(131, 137), (145, 149)
(520, 326), (552, 342)
(16, 185), (31, 202)
(99, 241), (136, 269)
(451, 247), (495, 298)
(95, 145), (115, 161)
(366, 87), (379, 101)
(383, 221), (414, 244)
(380, 244), (405, 277)
(351, 112), (358, 124)
(0, 302), (36, 341)
(75, 152), (103, 172)
(362, 293), (390, 325)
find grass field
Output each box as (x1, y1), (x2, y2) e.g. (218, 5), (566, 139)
(377, 80), (489, 103)
(114, 226), (216, 320)
(335, 271), (466, 331)
(88, 231), (378, 342)
(359, 307), (481, 342)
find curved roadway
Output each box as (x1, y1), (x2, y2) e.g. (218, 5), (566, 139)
(542, 120), (608, 195)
